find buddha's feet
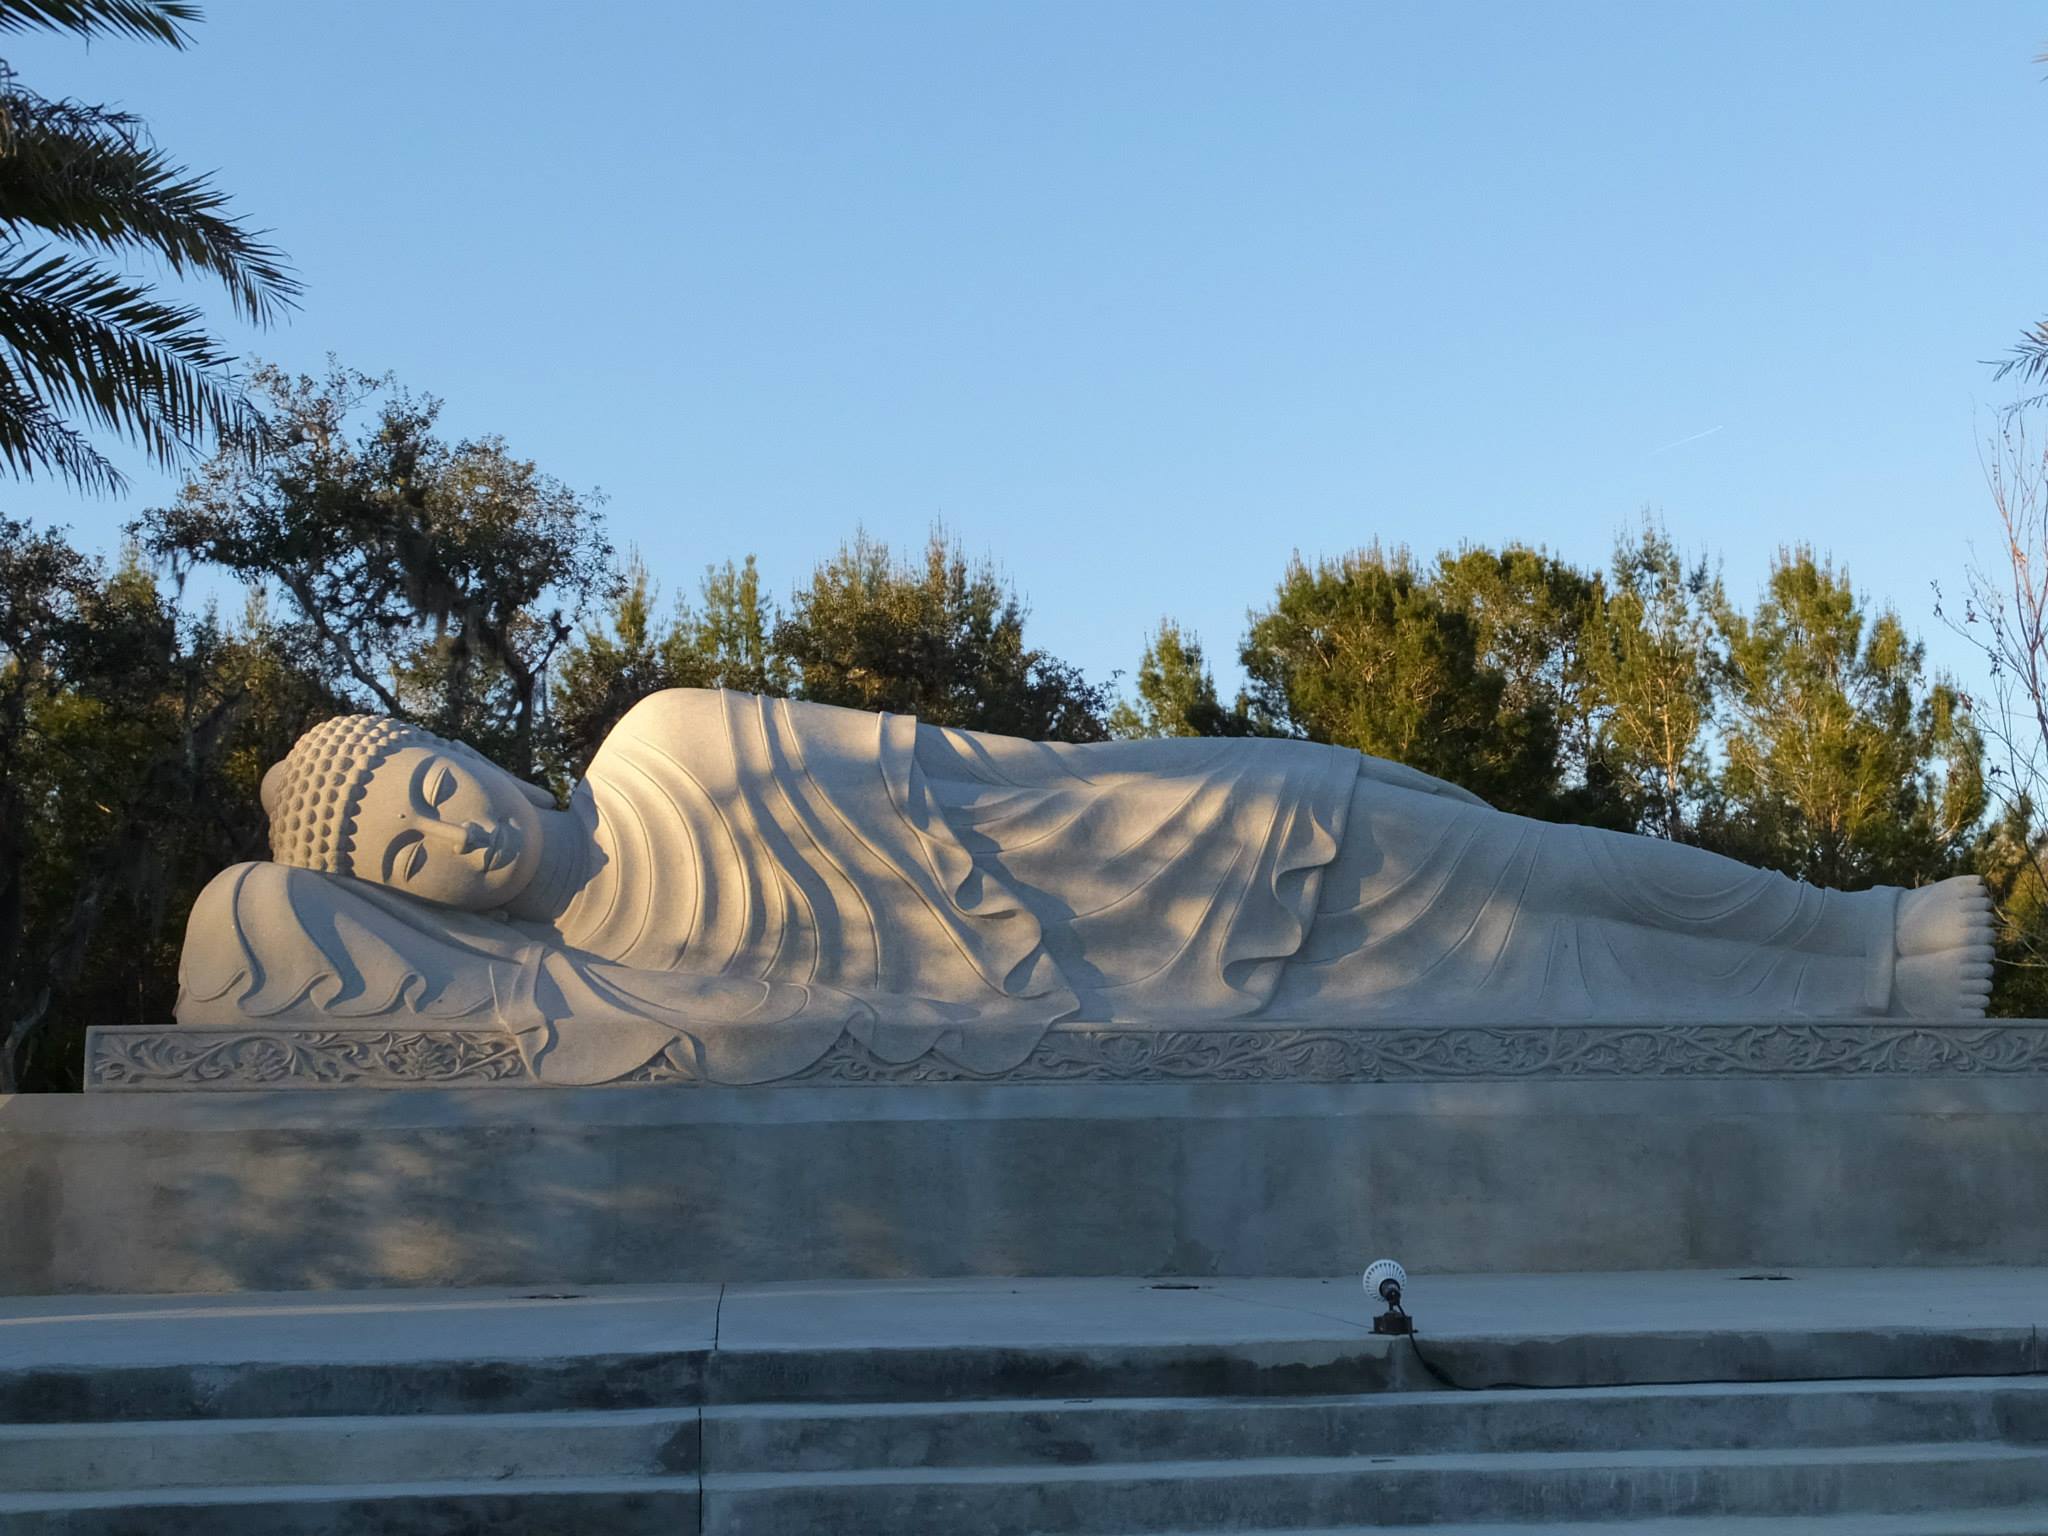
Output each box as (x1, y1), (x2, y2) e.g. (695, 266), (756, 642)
(1893, 875), (1995, 1018)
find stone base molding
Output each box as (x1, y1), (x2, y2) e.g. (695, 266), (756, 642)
(84, 1017), (2048, 1092)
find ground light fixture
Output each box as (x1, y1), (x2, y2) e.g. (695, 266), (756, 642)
(1364, 1258), (1413, 1335)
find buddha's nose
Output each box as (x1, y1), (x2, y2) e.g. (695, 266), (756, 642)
(422, 818), (491, 855)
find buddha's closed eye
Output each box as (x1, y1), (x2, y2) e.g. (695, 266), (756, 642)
(382, 832), (430, 884)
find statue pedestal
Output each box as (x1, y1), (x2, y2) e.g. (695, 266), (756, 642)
(6, 1018), (2048, 1295)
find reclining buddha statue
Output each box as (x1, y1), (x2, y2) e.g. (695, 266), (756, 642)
(177, 688), (1997, 1085)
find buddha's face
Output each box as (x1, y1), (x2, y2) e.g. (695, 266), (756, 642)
(345, 744), (546, 911)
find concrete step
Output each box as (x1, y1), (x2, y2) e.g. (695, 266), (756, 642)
(706, 1336), (1417, 1405)
(0, 1406), (696, 1494)
(7, 1273), (2043, 1424)
(699, 1440), (2048, 1534)
(0, 1349), (706, 1425)
(707, 1376), (2048, 1470)
(14, 1329), (2032, 1425)
(0, 1475), (699, 1536)
(1135, 1514), (2048, 1535)
(702, 1327), (2045, 1406)
(0, 1336), (1411, 1424)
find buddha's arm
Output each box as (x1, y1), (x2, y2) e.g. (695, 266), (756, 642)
(1350, 753), (1490, 807)
(176, 862), (524, 1026)
(174, 862), (970, 1085)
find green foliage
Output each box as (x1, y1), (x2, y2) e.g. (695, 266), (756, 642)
(1715, 547), (1985, 888)
(696, 555), (786, 698)
(1433, 545), (1596, 759)
(776, 529), (1109, 743)
(560, 530), (1111, 768)
(0, 2), (296, 493)
(135, 362), (616, 779)
(1240, 544), (1561, 814)
(0, 521), (337, 1089)
(1967, 802), (2048, 1017)
(1231, 528), (1988, 887)
(548, 554), (788, 784)
(0, 517), (93, 1078)
(1108, 619), (1263, 739)
(1579, 522), (1725, 839)
(1432, 543), (1640, 827)
(550, 559), (710, 783)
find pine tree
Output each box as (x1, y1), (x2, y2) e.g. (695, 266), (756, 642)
(547, 553), (791, 784)
(1108, 619), (1259, 738)
(1239, 544), (1558, 812)
(696, 555), (786, 698)
(1715, 547), (1984, 887)
(1580, 522), (1725, 840)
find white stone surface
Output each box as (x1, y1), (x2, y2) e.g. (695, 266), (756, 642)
(173, 691), (1997, 1087)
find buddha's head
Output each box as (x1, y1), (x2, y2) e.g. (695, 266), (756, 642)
(260, 715), (553, 911)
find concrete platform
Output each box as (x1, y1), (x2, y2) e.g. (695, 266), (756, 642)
(5, 1272), (2048, 1533)
(3, 1269), (2044, 1408)
(9, 1072), (2048, 1293)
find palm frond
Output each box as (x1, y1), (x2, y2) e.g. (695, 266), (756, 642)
(0, 0), (196, 46)
(0, 89), (300, 322)
(1991, 324), (2048, 385)
(0, 360), (122, 492)
(0, 244), (260, 477)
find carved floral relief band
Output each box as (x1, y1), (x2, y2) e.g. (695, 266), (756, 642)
(85, 1019), (2048, 1092)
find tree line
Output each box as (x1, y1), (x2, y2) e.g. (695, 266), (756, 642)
(3, 358), (2039, 1088)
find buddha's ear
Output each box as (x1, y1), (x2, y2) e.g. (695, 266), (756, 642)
(260, 759), (289, 821)
(515, 777), (558, 810)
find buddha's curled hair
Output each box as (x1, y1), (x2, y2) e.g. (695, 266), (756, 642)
(260, 715), (496, 876)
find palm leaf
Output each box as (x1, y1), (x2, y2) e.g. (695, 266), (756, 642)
(1992, 325), (2048, 386)
(0, 0), (196, 46)
(0, 89), (300, 322)
(0, 0), (292, 494)
(0, 244), (260, 474)
(0, 361), (120, 491)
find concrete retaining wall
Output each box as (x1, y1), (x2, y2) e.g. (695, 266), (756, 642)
(4, 1076), (2046, 1294)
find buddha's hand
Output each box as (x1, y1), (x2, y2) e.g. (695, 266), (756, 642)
(1893, 875), (1995, 1018)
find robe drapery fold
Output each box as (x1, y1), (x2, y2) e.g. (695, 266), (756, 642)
(910, 723), (1365, 1020)
(559, 691), (1069, 1010)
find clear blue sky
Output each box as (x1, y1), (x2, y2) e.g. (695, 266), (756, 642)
(9, 0), (2048, 697)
